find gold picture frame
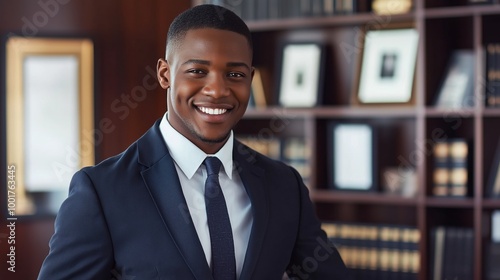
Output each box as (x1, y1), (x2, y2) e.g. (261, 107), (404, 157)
(6, 37), (94, 215)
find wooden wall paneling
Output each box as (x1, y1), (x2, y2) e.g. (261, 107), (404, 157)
(0, 1), (190, 279)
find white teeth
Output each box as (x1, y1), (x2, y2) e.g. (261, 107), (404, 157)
(198, 107), (227, 115)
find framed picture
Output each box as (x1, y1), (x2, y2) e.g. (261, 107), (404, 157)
(355, 28), (419, 105)
(278, 42), (325, 107)
(328, 123), (376, 191)
(5, 36), (94, 216)
(487, 138), (500, 198)
(434, 50), (475, 108)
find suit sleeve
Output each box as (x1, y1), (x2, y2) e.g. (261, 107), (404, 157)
(286, 168), (352, 280)
(37, 169), (114, 280)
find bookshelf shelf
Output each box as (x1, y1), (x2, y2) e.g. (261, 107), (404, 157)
(247, 12), (416, 31)
(424, 4), (500, 18)
(483, 108), (500, 117)
(425, 197), (475, 208)
(313, 106), (418, 118)
(192, 0), (500, 279)
(482, 198), (500, 208)
(424, 107), (476, 117)
(311, 189), (419, 206)
(245, 106), (418, 118)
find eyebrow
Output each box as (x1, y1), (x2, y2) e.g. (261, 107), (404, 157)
(182, 59), (251, 71)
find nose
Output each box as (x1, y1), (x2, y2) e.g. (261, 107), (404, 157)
(202, 73), (229, 98)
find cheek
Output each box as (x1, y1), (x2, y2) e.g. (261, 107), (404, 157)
(170, 82), (195, 105)
(236, 86), (251, 105)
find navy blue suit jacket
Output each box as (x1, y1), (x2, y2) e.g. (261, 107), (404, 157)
(38, 120), (349, 279)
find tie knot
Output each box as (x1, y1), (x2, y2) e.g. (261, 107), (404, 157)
(205, 157), (222, 176)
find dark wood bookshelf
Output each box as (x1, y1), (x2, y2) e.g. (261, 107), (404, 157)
(482, 198), (500, 208)
(311, 189), (419, 206)
(246, 12), (416, 31)
(483, 107), (500, 116)
(424, 107), (476, 117)
(245, 106), (418, 118)
(425, 197), (475, 208)
(424, 4), (500, 18)
(191, 1), (500, 279)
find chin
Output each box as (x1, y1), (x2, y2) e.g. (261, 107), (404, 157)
(198, 132), (230, 144)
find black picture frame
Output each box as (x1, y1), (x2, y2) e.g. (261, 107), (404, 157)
(276, 42), (325, 107)
(327, 123), (377, 191)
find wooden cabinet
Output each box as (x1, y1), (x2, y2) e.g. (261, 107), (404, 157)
(192, 1), (500, 279)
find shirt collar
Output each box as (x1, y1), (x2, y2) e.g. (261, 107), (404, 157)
(159, 112), (234, 179)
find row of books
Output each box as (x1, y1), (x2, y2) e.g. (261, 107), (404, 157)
(429, 226), (474, 280)
(486, 210), (500, 280)
(486, 43), (500, 107)
(237, 136), (311, 184)
(198, 0), (361, 21)
(485, 242), (500, 280)
(432, 139), (470, 197)
(239, 133), (500, 199)
(322, 222), (420, 280)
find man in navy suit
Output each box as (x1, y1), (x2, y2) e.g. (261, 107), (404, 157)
(38, 4), (349, 280)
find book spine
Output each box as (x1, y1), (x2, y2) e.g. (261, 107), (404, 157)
(485, 242), (500, 280)
(408, 228), (420, 280)
(486, 43), (496, 107)
(378, 226), (392, 279)
(431, 227), (446, 280)
(432, 141), (450, 196)
(463, 228), (474, 279)
(357, 0), (371, 13)
(334, 0), (355, 14)
(323, 0), (335, 15)
(442, 227), (457, 280)
(242, 0), (256, 21)
(323, 222), (420, 279)
(311, 0), (323, 16)
(448, 139), (469, 197)
(256, 0), (268, 20)
(281, 138), (311, 185)
(287, 0), (301, 18)
(495, 44), (500, 107)
(430, 227), (474, 280)
(237, 136), (281, 159)
(268, 0), (280, 19)
(299, 0), (312, 17)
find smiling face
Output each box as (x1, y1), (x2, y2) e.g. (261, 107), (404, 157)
(157, 28), (253, 154)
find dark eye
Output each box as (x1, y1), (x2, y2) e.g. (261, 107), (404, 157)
(187, 69), (206, 75)
(228, 72), (245, 78)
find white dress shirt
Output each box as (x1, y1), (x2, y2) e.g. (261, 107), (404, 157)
(159, 113), (253, 278)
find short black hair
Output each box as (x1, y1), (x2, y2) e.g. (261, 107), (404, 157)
(166, 4), (252, 58)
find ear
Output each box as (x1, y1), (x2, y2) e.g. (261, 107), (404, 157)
(157, 58), (170, 89)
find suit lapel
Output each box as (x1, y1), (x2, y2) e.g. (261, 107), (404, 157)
(136, 123), (271, 279)
(234, 141), (269, 280)
(138, 120), (212, 280)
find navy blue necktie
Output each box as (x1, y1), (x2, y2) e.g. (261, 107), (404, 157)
(204, 157), (236, 280)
